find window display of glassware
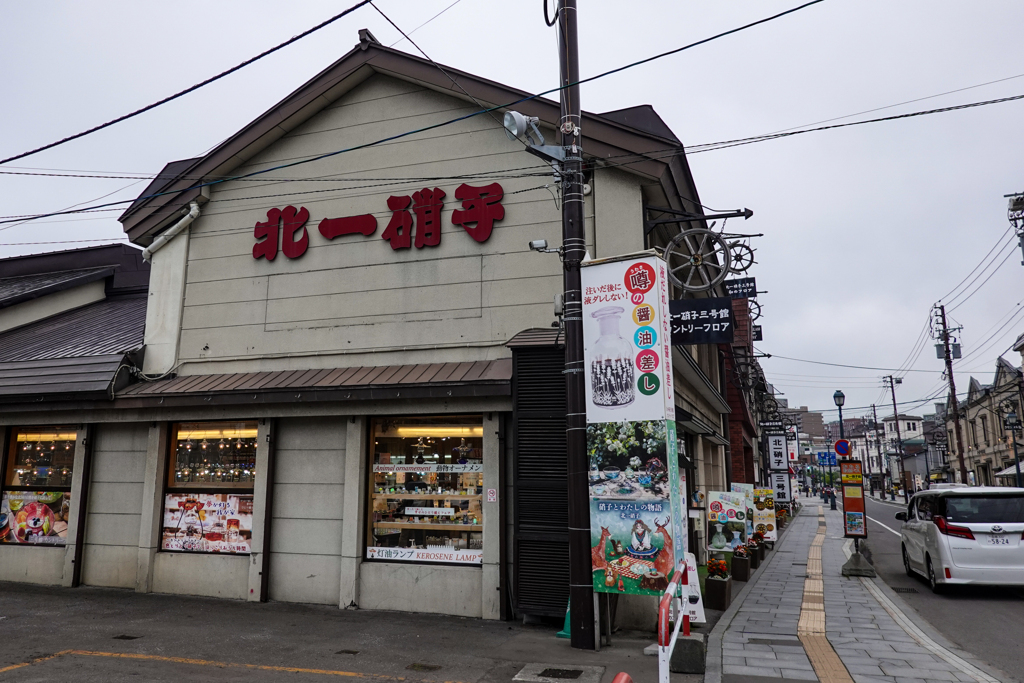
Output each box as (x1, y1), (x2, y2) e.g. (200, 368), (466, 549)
(169, 422), (258, 488)
(368, 417), (484, 561)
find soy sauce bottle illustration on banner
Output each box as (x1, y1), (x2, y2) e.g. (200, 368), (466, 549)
(589, 306), (635, 407)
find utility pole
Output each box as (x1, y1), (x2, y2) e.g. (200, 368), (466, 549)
(936, 305), (969, 485)
(884, 375), (909, 503)
(872, 404), (884, 498)
(556, 0), (594, 651)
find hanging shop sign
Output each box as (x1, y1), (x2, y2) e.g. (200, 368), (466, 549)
(0, 491), (71, 545)
(752, 488), (777, 541)
(723, 277), (757, 299)
(582, 253), (685, 597)
(668, 297), (735, 345)
(768, 433), (788, 471)
(760, 420), (785, 437)
(252, 183), (505, 261)
(752, 325), (763, 341)
(707, 491), (747, 552)
(770, 471), (792, 503)
(840, 460), (867, 538)
(161, 493), (254, 553)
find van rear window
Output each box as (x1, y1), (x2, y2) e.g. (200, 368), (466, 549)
(944, 496), (1024, 523)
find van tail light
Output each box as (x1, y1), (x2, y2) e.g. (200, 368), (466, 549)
(945, 568), (952, 579)
(933, 515), (975, 540)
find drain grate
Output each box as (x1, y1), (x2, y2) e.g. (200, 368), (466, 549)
(335, 650), (359, 655)
(892, 587), (918, 594)
(538, 669), (584, 680)
(747, 638), (802, 647)
(113, 635), (141, 640)
(407, 664), (442, 672)
(793, 562), (807, 565)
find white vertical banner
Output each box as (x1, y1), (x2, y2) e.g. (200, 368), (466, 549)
(582, 252), (683, 598)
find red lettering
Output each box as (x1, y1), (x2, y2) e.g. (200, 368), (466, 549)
(382, 195), (413, 250)
(452, 182), (504, 242)
(319, 214), (377, 240)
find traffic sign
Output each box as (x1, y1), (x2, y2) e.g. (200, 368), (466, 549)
(834, 439), (851, 457)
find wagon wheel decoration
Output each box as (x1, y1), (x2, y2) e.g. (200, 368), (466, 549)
(728, 241), (756, 273)
(664, 229), (733, 291)
(748, 300), (762, 321)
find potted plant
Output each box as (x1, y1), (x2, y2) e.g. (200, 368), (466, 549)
(751, 530), (766, 560)
(776, 507), (788, 530)
(703, 558), (732, 610)
(731, 545), (751, 582)
(745, 538), (761, 569)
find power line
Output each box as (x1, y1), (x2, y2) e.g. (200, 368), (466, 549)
(0, 1), (374, 166)
(947, 242), (1019, 312)
(937, 226), (1015, 303)
(0, 0), (830, 228)
(687, 93), (1024, 154)
(758, 351), (938, 373)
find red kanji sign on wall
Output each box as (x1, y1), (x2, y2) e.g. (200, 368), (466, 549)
(254, 183), (505, 260)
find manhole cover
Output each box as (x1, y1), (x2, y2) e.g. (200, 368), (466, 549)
(112, 635), (141, 640)
(538, 670), (584, 680)
(407, 664), (442, 672)
(892, 587), (918, 594)
(335, 650), (359, 655)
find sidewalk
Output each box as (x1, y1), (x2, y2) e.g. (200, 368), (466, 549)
(706, 500), (1006, 683)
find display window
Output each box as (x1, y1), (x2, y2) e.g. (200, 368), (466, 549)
(0, 427), (77, 546)
(161, 421), (257, 554)
(367, 416), (484, 564)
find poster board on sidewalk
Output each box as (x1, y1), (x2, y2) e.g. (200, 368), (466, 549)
(706, 491), (746, 552)
(752, 488), (777, 541)
(840, 460), (866, 538)
(730, 483), (754, 537)
(684, 552), (706, 624)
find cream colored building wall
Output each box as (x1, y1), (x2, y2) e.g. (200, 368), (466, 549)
(168, 75), (612, 376)
(0, 279), (105, 334)
(81, 423), (148, 588)
(268, 416), (346, 605)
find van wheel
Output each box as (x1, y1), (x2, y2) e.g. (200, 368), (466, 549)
(902, 545), (914, 577)
(926, 556), (946, 594)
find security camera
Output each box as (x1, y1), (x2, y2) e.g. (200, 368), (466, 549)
(529, 239), (548, 252)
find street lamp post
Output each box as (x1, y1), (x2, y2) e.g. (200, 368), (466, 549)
(832, 390), (844, 511)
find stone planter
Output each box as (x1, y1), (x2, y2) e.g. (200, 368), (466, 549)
(703, 576), (732, 611)
(731, 555), (751, 582)
(748, 548), (760, 569)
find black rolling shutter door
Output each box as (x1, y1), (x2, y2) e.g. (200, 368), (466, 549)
(513, 346), (569, 617)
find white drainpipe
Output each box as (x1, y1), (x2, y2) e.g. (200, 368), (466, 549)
(142, 201), (200, 262)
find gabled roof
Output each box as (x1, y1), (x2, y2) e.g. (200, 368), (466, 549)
(994, 356), (1021, 386)
(0, 243), (149, 293)
(120, 31), (701, 244)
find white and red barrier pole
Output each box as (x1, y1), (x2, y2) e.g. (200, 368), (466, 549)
(657, 560), (689, 683)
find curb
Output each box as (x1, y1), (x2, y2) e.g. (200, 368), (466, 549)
(704, 503), (806, 683)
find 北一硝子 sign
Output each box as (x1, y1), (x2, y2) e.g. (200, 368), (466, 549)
(669, 297), (735, 345)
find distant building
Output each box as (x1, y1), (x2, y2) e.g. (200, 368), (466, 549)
(779, 405), (825, 437)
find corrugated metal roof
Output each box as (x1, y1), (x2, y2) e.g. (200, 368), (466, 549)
(506, 328), (564, 348)
(0, 354), (127, 400)
(120, 358), (512, 397)
(0, 266), (113, 309)
(0, 296), (146, 362)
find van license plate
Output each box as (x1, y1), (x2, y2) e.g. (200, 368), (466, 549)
(988, 537), (1010, 545)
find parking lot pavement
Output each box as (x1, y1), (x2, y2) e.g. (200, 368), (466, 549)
(0, 582), (700, 683)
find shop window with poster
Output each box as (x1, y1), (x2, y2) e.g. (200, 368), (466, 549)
(367, 416), (484, 565)
(1, 427), (76, 546)
(162, 421), (257, 554)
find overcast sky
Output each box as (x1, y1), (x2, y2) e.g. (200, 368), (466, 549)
(1, 1), (1022, 420)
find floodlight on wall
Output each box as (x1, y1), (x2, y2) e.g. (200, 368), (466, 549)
(504, 110), (565, 163)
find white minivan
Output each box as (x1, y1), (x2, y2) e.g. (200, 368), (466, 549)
(896, 486), (1024, 593)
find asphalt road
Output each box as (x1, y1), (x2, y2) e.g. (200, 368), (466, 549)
(0, 582), (700, 683)
(862, 493), (1024, 683)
